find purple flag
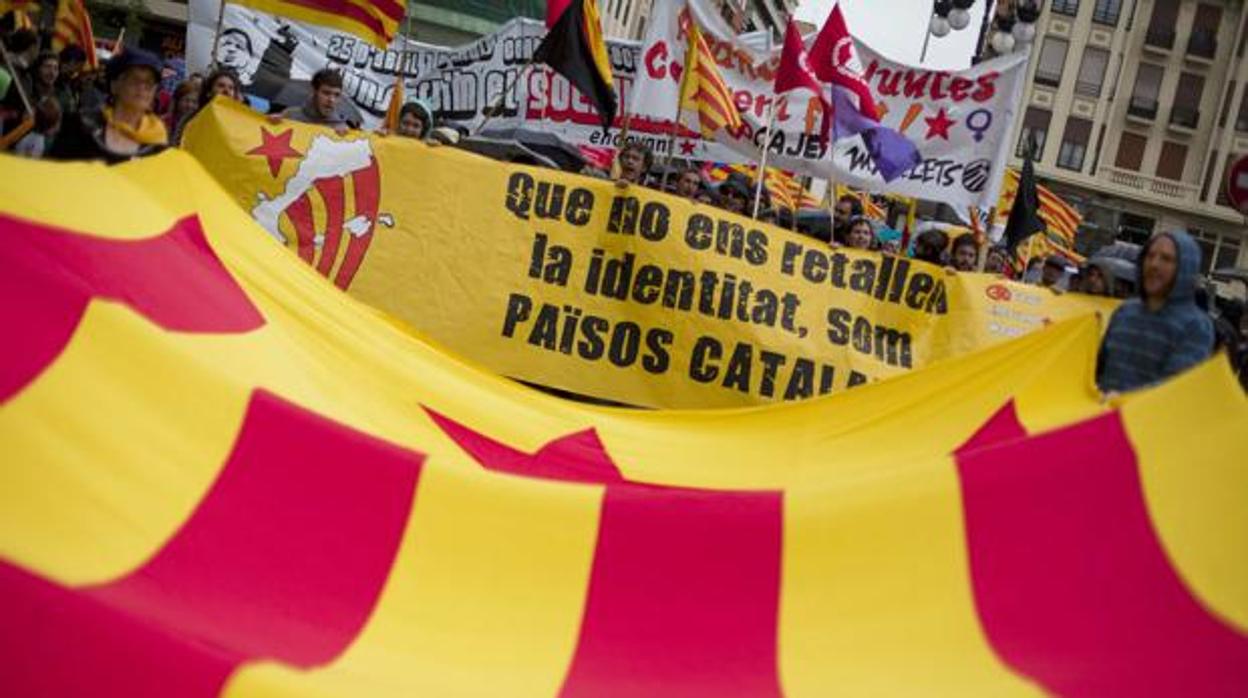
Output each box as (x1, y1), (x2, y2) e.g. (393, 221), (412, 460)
(829, 85), (921, 182)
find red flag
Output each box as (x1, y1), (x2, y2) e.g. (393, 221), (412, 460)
(774, 21), (825, 100)
(808, 1), (879, 121)
(546, 0), (571, 27)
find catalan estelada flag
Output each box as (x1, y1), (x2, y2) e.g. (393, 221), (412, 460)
(51, 0), (97, 69)
(2, 151), (1247, 695)
(534, 0), (616, 132)
(678, 19), (743, 138)
(229, 0), (403, 49)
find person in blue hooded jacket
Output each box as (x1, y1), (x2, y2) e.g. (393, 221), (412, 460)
(1097, 230), (1214, 393)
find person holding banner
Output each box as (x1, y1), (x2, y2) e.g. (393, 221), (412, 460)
(845, 216), (877, 251)
(274, 68), (358, 135)
(615, 142), (652, 187)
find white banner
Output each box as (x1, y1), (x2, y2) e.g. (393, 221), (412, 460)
(630, 0), (1030, 209)
(187, 0), (1025, 209)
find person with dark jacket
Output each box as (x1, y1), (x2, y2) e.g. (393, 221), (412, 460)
(47, 48), (168, 163)
(1097, 230), (1214, 393)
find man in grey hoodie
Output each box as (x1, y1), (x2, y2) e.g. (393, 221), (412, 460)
(1097, 230), (1214, 393)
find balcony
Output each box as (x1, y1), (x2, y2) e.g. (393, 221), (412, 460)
(1103, 166), (1201, 206)
(1127, 96), (1159, 121)
(1144, 27), (1175, 52)
(1169, 105), (1200, 130)
(1186, 30), (1217, 61)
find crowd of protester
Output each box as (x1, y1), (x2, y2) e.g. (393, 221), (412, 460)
(2, 22), (1243, 394)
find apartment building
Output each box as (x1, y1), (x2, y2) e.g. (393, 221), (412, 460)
(1009, 0), (1247, 273)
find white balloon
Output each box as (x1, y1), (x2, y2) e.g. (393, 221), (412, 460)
(949, 8), (972, 30)
(1012, 22), (1037, 44)
(991, 30), (1016, 54)
(930, 15), (951, 37)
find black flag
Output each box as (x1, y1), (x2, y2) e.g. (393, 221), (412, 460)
(1003, 143), (1047, 254)
(533, 0), (617, 132)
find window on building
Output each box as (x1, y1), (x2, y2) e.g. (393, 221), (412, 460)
(1052, 0), (1080, 16)
(1114, 131), (1147, 171)
(1092, 0), (1122, 25)
(1170, 72), (1205, 128)
(1145, 0), (1179, 49)
(1156, 141), (1188, 180)
(1035, 38), (1069, 87)
(1017, 107), (1052, 158)
(1188, 4), (1221, 59)
(1190, 229), (1218, 274)
(1118, 212), (1155, 245)
(1129, 63), (1164, 119)
(1075, 48), (1109, 97)
(1237, 92), (1248, 132)
(1057, 117), (1093, 171)
(1216, 236), (1242, 270)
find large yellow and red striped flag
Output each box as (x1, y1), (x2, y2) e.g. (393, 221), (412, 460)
(678, 19), (743, 138)
(1, 151), (1246, 696)
(230, 0), (403, 49)
(51, 0), (98, 69)
(994, 167), (1083, 247)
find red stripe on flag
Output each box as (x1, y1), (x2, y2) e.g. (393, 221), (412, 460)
(428, 413), (785, 697)
(333, 158), (381, 289)
(277, 0), (401, 40)
(558, 486), (784, 697)
(956, 411), (1248, 694)
(283, 192), (319, 263)
(314, 177), (346, 276)
(0, 213), (264, 401)
(0, 389), (423, 696)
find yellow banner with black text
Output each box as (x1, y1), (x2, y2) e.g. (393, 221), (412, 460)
(183, 99), (1115, 408)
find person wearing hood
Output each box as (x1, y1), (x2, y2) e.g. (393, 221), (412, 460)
(395, 101), (433, 139)
(47, 48), (169, 163)
(1097, 230), (1214, 393)
(1078, 259), (1116, 297)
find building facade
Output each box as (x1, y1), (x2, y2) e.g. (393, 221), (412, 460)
(1008, 0), (1247, 274)
(603, 0), (798, 40)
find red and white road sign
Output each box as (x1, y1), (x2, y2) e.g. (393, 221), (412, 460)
(1227, 155), (1248, 215)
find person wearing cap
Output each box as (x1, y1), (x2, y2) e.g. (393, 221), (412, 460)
(48, 48), (169, 163)
(1040, 255), (1068, 290)
(717, 173), (752, 216)
(1097, 230), (1214, 393)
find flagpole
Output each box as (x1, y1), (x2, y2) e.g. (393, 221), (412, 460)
(752, 95), (782, 219)
(209, 0), (228, 70)
(473, 54), (537, 136)
(660, 28), (693, 194)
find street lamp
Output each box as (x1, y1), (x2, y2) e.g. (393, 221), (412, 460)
(922, 0), (980, 61)
(988, 1), (1044, 57)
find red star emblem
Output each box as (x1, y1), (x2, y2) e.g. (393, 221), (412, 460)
(247, 128), (302, 177)
(924, 107), (955, 141)
(679, 140), (696, 156)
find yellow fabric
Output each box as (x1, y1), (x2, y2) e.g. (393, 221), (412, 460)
(182, 100), (1116, 409)
(103, 105), (169, 145)
(1, 149), (1244, 696)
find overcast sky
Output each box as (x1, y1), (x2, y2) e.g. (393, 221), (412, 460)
(795, 0), (988, 69)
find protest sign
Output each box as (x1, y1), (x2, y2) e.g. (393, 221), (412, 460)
(183, 99), (1112, 408)
(630, 0), (1029, 209)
